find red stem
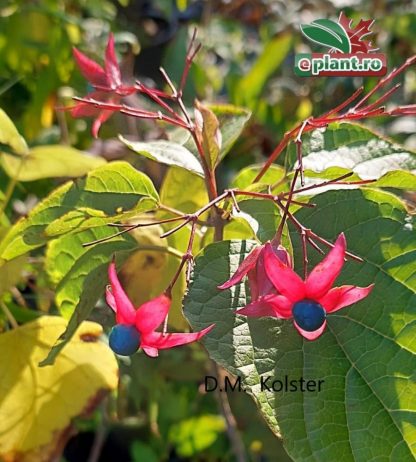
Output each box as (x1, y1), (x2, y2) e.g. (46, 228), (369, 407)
(356, 83), (401, 114)
(165, 219), (197, 296)
(254, 54), (416, 184)
(275, 169), (299, 243)
(319, 86), (364, 118)
(134, 81), (186, 122)
(353, 55), (416, 110)
(253, 127), (298, 182)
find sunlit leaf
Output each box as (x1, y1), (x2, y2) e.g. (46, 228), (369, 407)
(45, 226), (136, 319)
(120, 137), (204, 177)
(185, 188), (416, 461)
(159, 166), (208, 225)
(291, 122), (416, 189)
(231, 163), (286, 191)
(169, 415), (226, 457)
(0, 316), (118, 461)
(0, 108), (28, 155)
(1, 145), (106, 181)
(0, 161), (158, 262)
(0, 255), (26, 296)
(209, 104), (251, 159)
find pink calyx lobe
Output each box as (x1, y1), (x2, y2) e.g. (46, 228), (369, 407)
(218, 241), (292, 316)
(70, 34), (135, 137)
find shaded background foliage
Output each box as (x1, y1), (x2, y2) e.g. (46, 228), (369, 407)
(0, 0), (415, 461)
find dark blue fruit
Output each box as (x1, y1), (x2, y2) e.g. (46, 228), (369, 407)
(109, 324), (141, 356)
(292, 300), (326, 332)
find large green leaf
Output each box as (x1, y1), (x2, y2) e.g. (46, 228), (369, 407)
(119, 137), (204, 177)
(45, 226), (136, 318)
(184, 188), (415, 461)
(41, 227), (136, 365)
(0, 161), (159, 262)
(291, 122), (416, 189)
(1, 146), (106, 181)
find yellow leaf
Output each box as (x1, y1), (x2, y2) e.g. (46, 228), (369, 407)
(120, 224), (187, 330)
(121, 224), (168, 306)
(0, 108), (28, 155)
(0, 316), (118, 461)
(0, 255), (26, 296)
(1, 146), (106, 181)
(159, 167), (208, 226)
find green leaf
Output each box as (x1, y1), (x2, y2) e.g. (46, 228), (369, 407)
(300, 19), (351, 53)
(231, 163), (286, 191)
(7, 303), (42, 324)
(119, 137), (204, 177)
(221, 200), (292, 257)
(114, 224), (188, 330)
(0, 161), (159, 262)
(131, 441), (159, 462)
(1, 146), (106, 181)
(160, 166), (208, 220)
(292, 122), (416, 189)
(0, 108), (28, 155)
(41, 227), (136, 365)
(169, 415), (226, 457)
(234, 34), (292, 108)
(194, 100), (222, 170)
(45, 226), (136, 318)
(158, 166), (206, 252)
(168, 104), (251, 164)
(184, 188), (415, 461)
(238, 200), (281, 243)
(0, 255), (26, 296)
(209, 104), (251, 159)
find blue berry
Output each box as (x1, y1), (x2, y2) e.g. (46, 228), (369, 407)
(292, 300), (326, 332)
(109, 324), (141, 356)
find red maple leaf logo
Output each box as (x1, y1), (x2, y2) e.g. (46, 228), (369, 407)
(339, 12), (378, 53)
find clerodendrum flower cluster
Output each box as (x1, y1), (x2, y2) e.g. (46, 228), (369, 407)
(219, 234), (373, 340)
(107, 234), (373, 357)
(68, 34), (416, 358)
